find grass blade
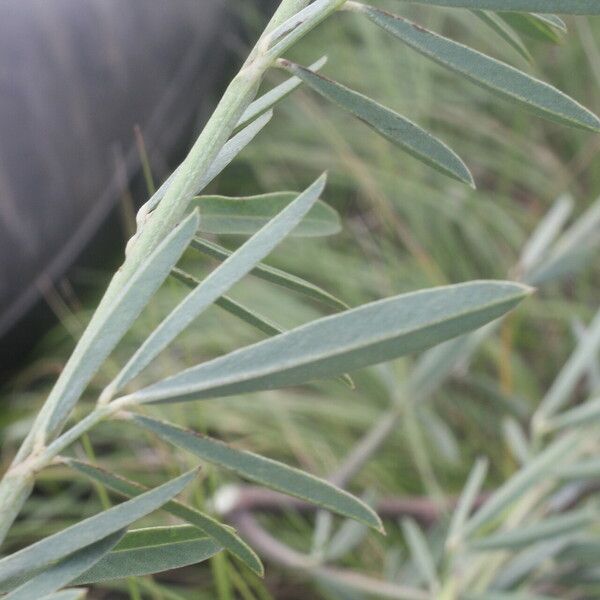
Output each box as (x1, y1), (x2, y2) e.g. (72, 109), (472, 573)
(0, 471), (196, 586)
(191, 191), (341, 237)
(107, 174), (327, 395)
(191, 237), (348, 310)
(389, 1), (600, 14)
(281, 60), (474, 186)
(64, 458), (264, 576)
(352, 3), (600, 131)
(121, 281), (530, 404)
(6, 532), (124, 600)
(132, 415), (384, 532)
(71, 526), (220, 584)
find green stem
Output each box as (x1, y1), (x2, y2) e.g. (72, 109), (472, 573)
(0, 470), (34, 545)
(0, 0), (348, 548)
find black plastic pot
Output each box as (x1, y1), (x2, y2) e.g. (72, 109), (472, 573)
(0, 1), (271, 373)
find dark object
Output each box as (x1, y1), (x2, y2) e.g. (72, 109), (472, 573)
(0, 0), (262, 372)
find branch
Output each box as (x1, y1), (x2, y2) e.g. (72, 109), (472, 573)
(216, 485), (490, 525)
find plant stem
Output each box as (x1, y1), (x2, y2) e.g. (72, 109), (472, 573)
(0, 470), (34, 544)
(0, 0), (350, 548)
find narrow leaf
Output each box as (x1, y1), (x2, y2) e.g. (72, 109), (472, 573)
(499, 12), (566, 43)
(470, 510), (592, 551)
(463, 435), (578, 537)
(107, 174), (327, 395)
(535, 305), (600, 423)
(132, 415), (384, 532)
(71, 526), (220, 584)
(545, 396), (600, 431)
(133, 111), (273, 232)
(536, 14), (568, 31)
(40, 211), (199, 438)
(518, 194), (573, 274)
(172, 269), (283, 338)
(527, 194), (600, 285)
(281, 61), (474, 186)
(464, 593), (559, 600)
(191, 237), (348, 310)
(40, 591), (87, 600)
(172, 269), (354, 389)
(64, 458), (263, 576)
(554, 457), (600, 480)
(191, 191), (341, 237)
(121, 281), (530, 404)
(471, 11), (532, 62)
(236, 56), (327, 130)
(0, 471), (196, 586)
(199, 111), (273, 193)
(401, 518), (439, 592)
(446, 457), (488, 548)
(491, 538), (574, 589)
(502, 418), (531, 465)
(390, 1), (600, 15)
(6, 532), (124, 600)
(353, 3), (600, 131)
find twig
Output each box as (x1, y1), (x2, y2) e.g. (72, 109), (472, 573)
(217, 485), (490, 525)
(231, 512), (429, 600)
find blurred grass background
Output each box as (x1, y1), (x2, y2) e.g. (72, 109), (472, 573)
(1, 2), (599, 598)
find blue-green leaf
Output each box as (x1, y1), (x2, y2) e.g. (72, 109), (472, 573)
(40, 591), (87, 600)
(172, 268), (283, 338)
(390, 1), (600, 14)
(191, 191), (341, 237)
(71, 526), (220, 584)
(499, 13), (566, 44)
(281, 61), (474, 186)
(6, 532), (124, 600)
(132, 415), (384, 532)
(106, 174), (327, 396)
(470, 510), (593, 550)
(471, 11), (532, 62)
(64, 458), (263, 576)
(191, 237), (348, 310)
(39, 211), (199, 439)
(352, 3), (600, 131)
(121, 281), (530, 404)
(0, 471), (196, 586)
(463, 436), (578, 537)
